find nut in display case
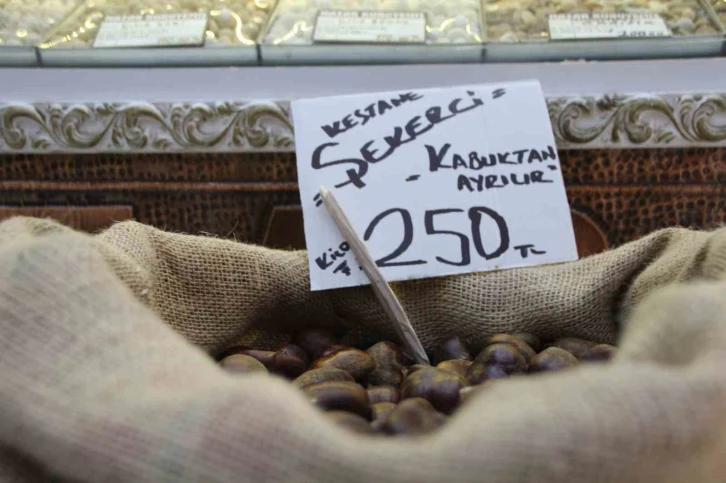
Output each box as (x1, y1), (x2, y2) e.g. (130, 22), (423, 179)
(712, 0), (726, 25)
(482, 0), (726, 61)
(38, 0), (277, 66)
(259, 0), (485, 65)
(0, 0), (80, 65)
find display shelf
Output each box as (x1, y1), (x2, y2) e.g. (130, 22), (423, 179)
(483, 0), (726, 61)
(2, 0), (724, 66)
(0, 0), (81, 65)
(0, 46), (37, 66)
(485, 34), (726, 62)
(711, 0), (726, 24)
(0, 0), (81, 47)
(37, 0), (275, 66)
(259, 0), (485, 64)
(485, 0), (720, 41)
(39, 44), (259, 66)
(1, 58), (725, 153)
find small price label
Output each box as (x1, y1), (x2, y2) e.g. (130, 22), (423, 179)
(93, 12), (208, 48)
(548, 12), (671, 40)
(313, 10), (426, 44)
(293, 82), (578, 291)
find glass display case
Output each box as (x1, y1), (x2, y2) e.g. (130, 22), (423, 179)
(713, 0), (726, 24)
(483, 0), (725, 61)
(38, 0), (276, 65)
(259, 0), (485, 64)
(0, 0), (80, 65)
(0, 0), (725, 65)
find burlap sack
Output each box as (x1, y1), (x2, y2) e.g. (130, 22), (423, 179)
(1, 216), (726, 483)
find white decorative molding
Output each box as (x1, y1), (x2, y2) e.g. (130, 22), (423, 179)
(0, 101), (294, 152)
(1, 93), (726, 153)
(549, 93), (726, 149)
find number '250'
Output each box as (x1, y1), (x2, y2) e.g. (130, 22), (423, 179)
(363, 206), (510, 267)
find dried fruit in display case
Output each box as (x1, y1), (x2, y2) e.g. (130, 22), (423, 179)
(261, 0), (483, 46)
(0, 0), (80, 46)
(40, 0), (277, 48)
(712, 0), (726, 25)
(484, 0), (722, 42)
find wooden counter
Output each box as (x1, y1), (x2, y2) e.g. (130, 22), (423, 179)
(2, 147), (723, 257)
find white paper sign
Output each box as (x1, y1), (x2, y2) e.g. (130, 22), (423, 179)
(293, 81), (578, 291)
(548, 13), (670, 40)
(93, 12), (208, 48)
(313, 10), (426, 44)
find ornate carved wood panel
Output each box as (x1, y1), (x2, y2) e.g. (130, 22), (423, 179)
(1, 147), (723, 253)
(2, 94), (726, 153)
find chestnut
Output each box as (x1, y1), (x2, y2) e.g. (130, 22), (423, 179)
(466, 362), (511, 385)
(401, 367), (468, 414)
(403, 364), (433, 376)
(529, 347), (579, 372)
(486, 334), (536, 362)
(320, 344), (349, 358)
(293, 367), (354, 390)
(367, 341), (414, 367)
(436, 359), (472, 377)
(295, 328), (336, 359)
(275, 343), (310, 366)
(311, 347), (375, 381)
(383, 398), (447, 436)
(512, 332), (542, 352)
(470, 343), (527, 377)
(367, 341), (413, 387)
(434, 337), (471, 364)
(237, 349), (306, 379)
(581, 344), (617, 362)
(552, 338), (596, 359)
(304, 381), (369, 417)
(367, 386), (401, 405)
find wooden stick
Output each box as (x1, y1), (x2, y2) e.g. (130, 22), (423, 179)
(319, 186), (430, 365)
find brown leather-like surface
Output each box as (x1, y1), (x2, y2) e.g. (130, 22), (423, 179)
(1, 148), (723, 256)
(263, 205), (307, 250)
(0, 205), (134, 233)
(570, 210), (608, 258)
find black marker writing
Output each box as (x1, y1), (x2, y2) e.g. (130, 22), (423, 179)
(311, 90), (495, 189)
(320, 92), (424, 139)
(360, 92), (484, 165)
(458, 170), (554, 192)
(314, 205), (542, 275)
(333, 260), (352, 276)
(315, 241), (350, 270)
(360, 206), (513, 268)
(363, 208), (426, 267)
(311, 143), (369, 189)
(427, 144), (558, 172)
(514, 244), (547, 258)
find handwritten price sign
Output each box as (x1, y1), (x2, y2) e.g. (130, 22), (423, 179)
(293, 81), (578, 291)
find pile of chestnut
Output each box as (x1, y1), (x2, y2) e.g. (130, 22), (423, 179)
(217, 329), (616, 436)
